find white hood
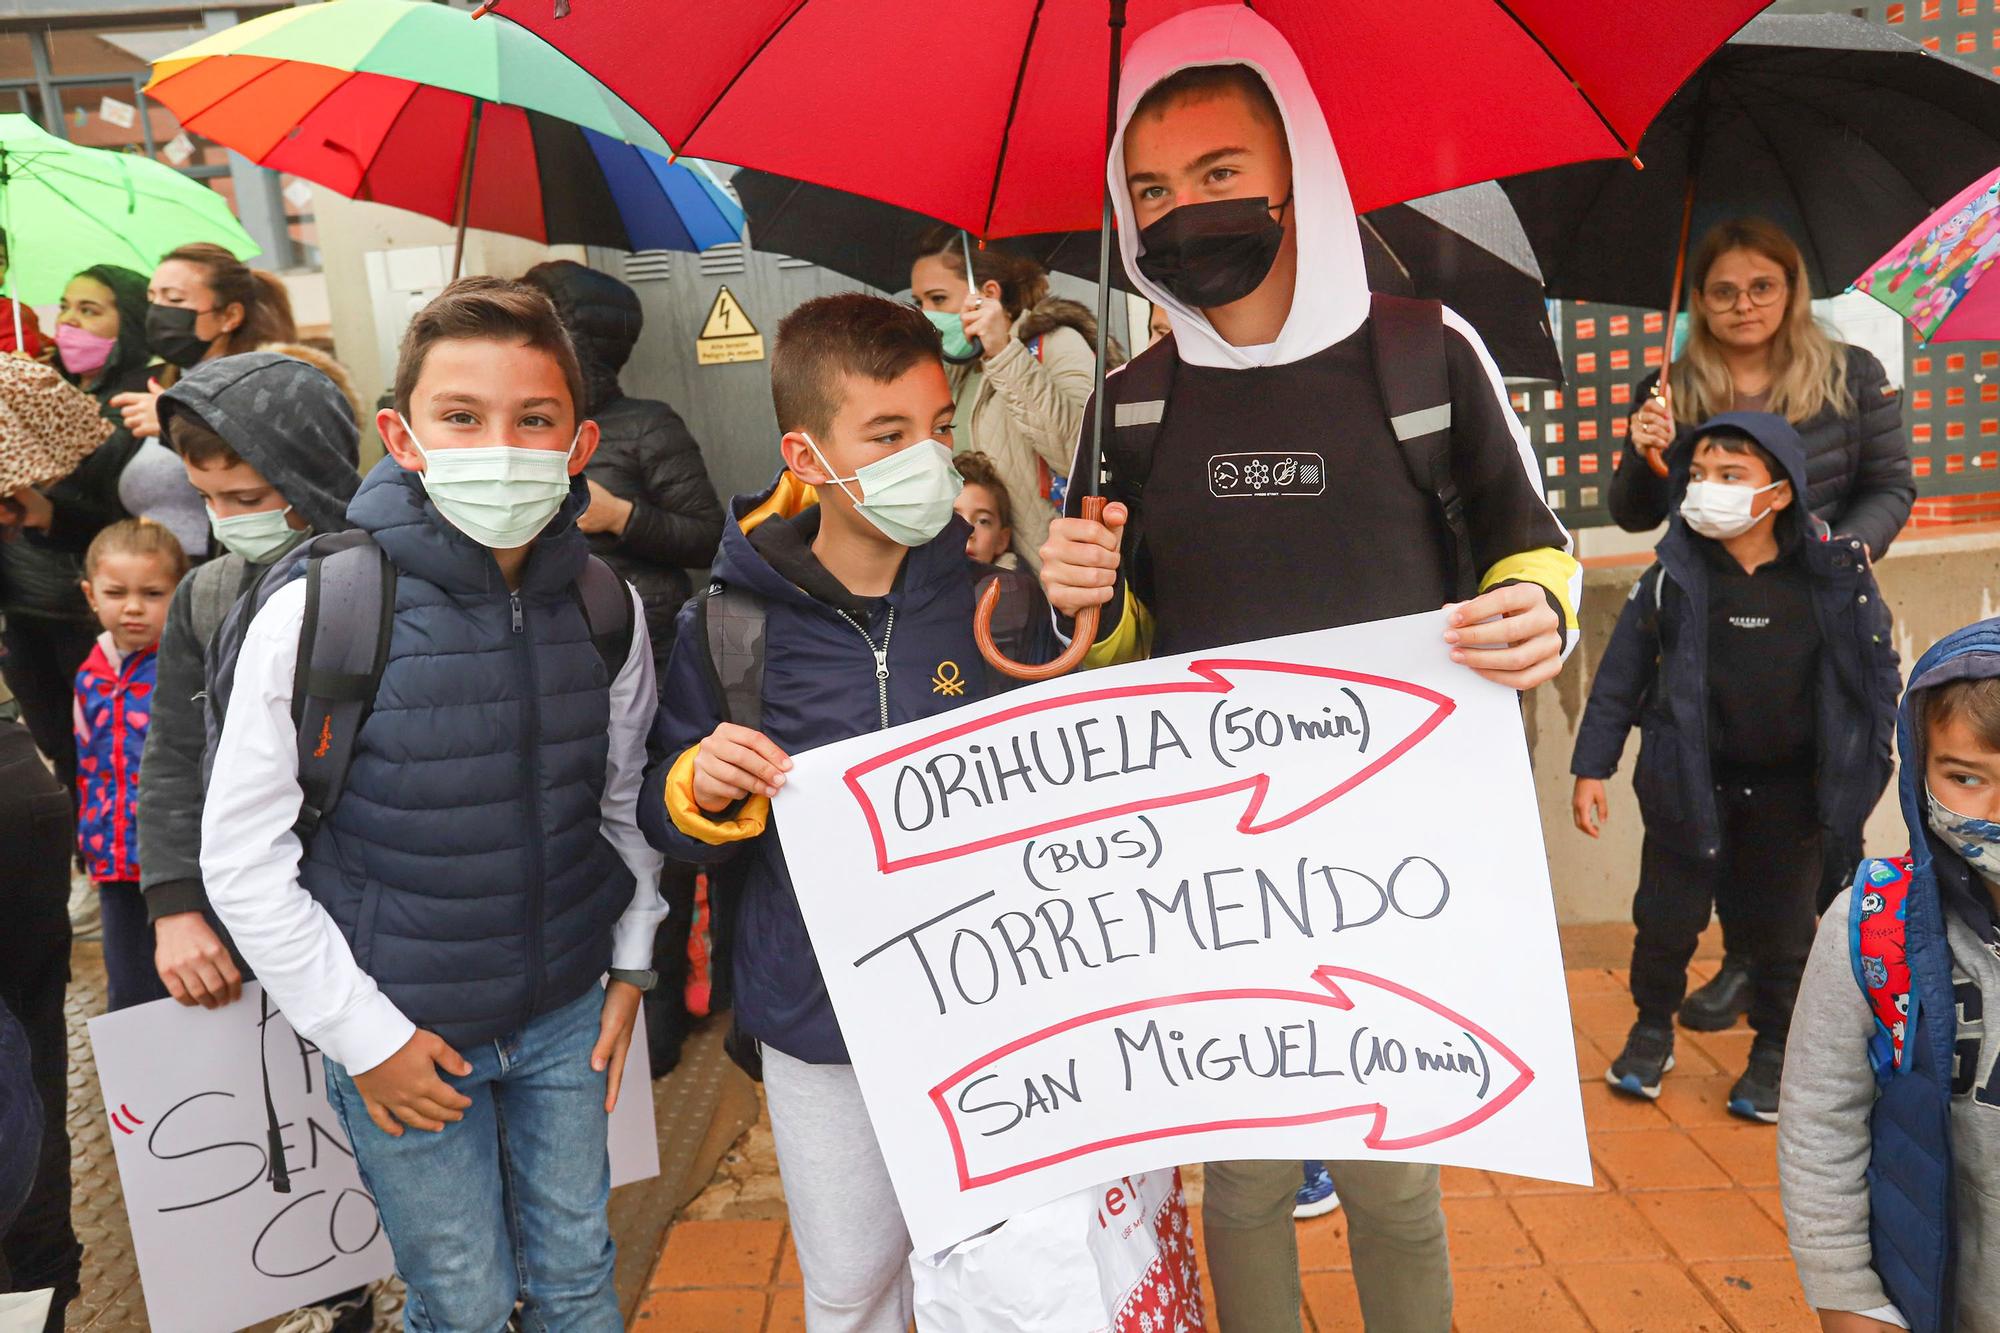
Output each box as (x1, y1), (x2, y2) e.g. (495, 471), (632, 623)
(1110, 7), (1370, 369)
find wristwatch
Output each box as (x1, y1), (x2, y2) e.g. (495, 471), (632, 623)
(608, 968), (658, 993)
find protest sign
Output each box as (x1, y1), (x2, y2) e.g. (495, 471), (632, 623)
(88, 984), (658, 1333)
(774, 612), (1590, 1253)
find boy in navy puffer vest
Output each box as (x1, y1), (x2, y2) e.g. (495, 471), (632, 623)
(201, 280), (665, 1333)
(641, 294), (1050, 1332)
(1780, 619), (2000, 1333)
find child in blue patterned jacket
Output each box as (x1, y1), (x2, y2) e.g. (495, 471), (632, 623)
(72, 517), (186, 1011)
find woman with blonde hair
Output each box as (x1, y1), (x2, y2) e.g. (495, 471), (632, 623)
(1616, 217), (1914, 1037)
(1618, 218), (1913, 559)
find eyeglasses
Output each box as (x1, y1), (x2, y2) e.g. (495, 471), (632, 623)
(1700, 277), (1787, 312)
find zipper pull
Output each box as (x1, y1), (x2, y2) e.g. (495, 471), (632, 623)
(873, 648), (889, 682)
(510, 593), (524, 634)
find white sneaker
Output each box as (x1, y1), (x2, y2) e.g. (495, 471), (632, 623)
(67, 878), (99, 937)
(272, 1284), (374, 1333)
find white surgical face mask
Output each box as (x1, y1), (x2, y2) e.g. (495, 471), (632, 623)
(803, 433), (963, 547)
(207, 504), (304, 564)
(1680, 478), (1783, 540)
(401, 415), (577, 550)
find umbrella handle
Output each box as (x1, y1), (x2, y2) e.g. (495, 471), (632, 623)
(976, 495), (1103, 681)
(1647, 175), (1698, 479)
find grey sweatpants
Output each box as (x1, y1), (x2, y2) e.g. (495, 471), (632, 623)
(1203, 1158), (1451, 1331)
(763, 1047), (914, 1333)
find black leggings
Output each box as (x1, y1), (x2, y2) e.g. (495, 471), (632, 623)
(1630, 770), (1822, 1046)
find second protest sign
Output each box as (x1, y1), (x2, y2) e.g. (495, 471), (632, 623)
(774, 611), (1591, 1254)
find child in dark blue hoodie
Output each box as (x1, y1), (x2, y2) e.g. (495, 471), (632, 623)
(641, 293), (1050, 1331)
(1570, 411), (1900, 1121)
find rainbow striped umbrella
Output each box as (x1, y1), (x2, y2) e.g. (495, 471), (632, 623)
(145, 0), (742, 274)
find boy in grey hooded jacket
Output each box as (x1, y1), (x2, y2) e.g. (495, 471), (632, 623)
(1780, 618), (2000, 1332)
(136, 352), (359, 1010)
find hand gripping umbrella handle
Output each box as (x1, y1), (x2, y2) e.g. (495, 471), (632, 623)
(975, 495), (1104, 681)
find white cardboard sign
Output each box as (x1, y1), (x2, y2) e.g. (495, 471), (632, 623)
(774, 613), (1590, 1253)
(88, 984), (658, 1333)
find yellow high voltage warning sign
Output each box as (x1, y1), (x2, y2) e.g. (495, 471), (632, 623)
(697, 285), (764, 365)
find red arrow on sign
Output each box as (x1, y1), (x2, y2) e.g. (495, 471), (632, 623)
(927, 966), (1534, 1191)
(843, 658), (1455, 873)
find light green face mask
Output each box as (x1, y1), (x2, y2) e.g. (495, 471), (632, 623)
(208, 504), (305, 564)
(401, 415), (577, 549)
(922, 308), (982, 364)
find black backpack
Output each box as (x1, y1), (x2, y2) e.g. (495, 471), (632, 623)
(202, 530), (634, 840)
(1093, 292), (1479, 601)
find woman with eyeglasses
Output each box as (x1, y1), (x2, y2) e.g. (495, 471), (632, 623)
(1616, 217), (1914, 562)
(1612, 216), (1914, 1041)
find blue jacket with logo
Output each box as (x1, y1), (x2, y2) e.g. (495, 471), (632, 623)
(1570, 412), (1901, 875)
(640, 473), (1051, 1064)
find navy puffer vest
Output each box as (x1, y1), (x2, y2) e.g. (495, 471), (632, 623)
(295, 458), (633, 1045)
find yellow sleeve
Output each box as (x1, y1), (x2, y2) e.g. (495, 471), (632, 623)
(1081, 585), (1155, 671)
(664, 745), (770, 845)
(1480, 546), (1580, 640)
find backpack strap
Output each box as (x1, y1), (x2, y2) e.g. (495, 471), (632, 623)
(699, 582), (767, 732)
(291, 532), (394, 840)
(573, 555), (636, 676)
(1849, 854), (1917, 1081)
(1369, 292), (1477, 600)
(188, 558), (246, 653)
(1095, 335), (1179, 506)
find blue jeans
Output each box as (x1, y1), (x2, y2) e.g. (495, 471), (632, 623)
(324, 986), (619, 1333)
(97, 881), (169, 1012)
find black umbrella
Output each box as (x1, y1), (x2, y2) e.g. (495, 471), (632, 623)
(735, 169), (1562, 382)
(1501, 13), (2000, 311)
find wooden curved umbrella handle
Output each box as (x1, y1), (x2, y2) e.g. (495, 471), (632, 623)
(1643, 384), (1674, 478)
(975, 495), (1105, 682)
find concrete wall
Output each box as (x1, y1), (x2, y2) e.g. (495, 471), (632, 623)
(312, 188), (587, 466)
(1528, 528), (2000, 923)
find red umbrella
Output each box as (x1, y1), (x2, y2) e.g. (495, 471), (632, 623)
(488, 0), (1765, 676)
(487, 0), (1764, 237)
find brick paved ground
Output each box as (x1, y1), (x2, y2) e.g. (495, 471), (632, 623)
(58, 917), (1812, 1331)
(632, 944), (1820, 1332)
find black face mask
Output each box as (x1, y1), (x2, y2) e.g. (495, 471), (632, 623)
(1134, 194), (1291, 311)
(145, 302), (213, 368)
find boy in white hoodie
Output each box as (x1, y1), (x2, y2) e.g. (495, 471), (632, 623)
(1038, 9), (1580, 1330)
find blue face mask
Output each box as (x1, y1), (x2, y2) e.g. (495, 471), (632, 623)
(1928, 785), (2000, 887)
(922, 308), (983, 365)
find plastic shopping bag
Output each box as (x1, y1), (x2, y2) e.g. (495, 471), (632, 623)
(912, 1168), (1203, 1333)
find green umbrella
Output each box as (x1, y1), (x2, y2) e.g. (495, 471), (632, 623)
(0, 113), (259, 345)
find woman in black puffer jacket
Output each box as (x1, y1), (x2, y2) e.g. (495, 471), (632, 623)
(1615, 218), (1916, 560)
(524, 260), (724, 676)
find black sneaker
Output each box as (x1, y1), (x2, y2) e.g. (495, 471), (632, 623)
(1729, 1040), (1785, 1123)
(1606, 1022), (1675, 1100)
(1679, 955), (1753, 1031)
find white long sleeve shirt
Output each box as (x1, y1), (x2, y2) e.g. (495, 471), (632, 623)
(201, 577), (667, 1075)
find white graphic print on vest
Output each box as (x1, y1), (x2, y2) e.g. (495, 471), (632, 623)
(1727, 615), (1772, 631)
(1209, 451), (1326, 498)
